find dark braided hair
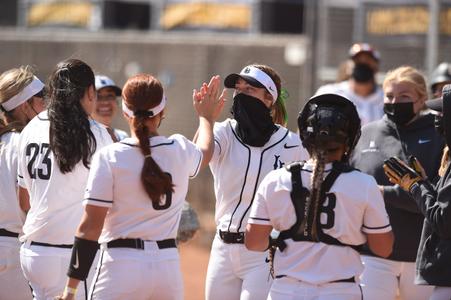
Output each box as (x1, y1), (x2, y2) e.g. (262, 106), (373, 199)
(122, 74), (174, 205)
(48, 59), (96, 173)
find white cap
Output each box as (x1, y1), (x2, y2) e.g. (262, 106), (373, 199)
(95, 75), (121, 96)
(224, 66), (278, 103)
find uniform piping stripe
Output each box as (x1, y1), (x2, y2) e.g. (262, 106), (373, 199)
(85, 197), (113, 203)
(190, 151), (202, 178)
(119, 141), (138, 147)
(237, 128), (289, 232)
(249, 217), (270, 221)
(18, 174), (23, 178)
(89, 250), (104, 300)
(151, 141), (175, 148)
(362, 223), (391, 230)
(214, 138), (222, 155)
(228, 121), (251, 232)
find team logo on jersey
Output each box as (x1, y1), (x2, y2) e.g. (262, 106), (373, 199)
(273, 155), (285, 169)
(73, 250), (79, 269)
(283, 143), (298, 149)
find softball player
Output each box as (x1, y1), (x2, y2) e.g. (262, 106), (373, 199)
(56, 74), (224, 300)
(202, 64), (308, 300)
(0, 66), (46, 300)
(246, 94), (394, 300)
(17, 59), (113, 300)
(93, 75), (128, 141)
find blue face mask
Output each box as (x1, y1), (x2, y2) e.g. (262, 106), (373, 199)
(231, 93), (276, 147)
(383, 102), (416, 125)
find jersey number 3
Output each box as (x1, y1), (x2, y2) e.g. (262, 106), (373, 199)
(26, 143), (52, 180)
(321, 193), (336, 229)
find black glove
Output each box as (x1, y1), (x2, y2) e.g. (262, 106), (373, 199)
(383, 157), (423, 192)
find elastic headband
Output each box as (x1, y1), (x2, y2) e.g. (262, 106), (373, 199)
(1, 76), (44, 112)
(239, 66), (278, 103)
(122, 94), (166, 118)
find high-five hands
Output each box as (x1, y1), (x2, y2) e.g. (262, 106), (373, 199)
(193, 75), (226, 122)
(383, 156), (426, 192)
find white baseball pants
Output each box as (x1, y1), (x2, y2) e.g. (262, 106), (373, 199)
(0, 237), (31, 300)
(360, 255), (434, 300)
(20, 241), (95, 300)
(268, 276), (362, 300)
(89, 242), (182, 300)
(205, 234), (272, 300)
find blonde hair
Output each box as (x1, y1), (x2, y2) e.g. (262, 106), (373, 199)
(382, 66), (428, 101)
(0, 65), (35, 107)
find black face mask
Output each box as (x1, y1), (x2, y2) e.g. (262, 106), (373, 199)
(231, 93), (276, 147)
(383, 102), (416, 125)
(351, 63), (375, 83)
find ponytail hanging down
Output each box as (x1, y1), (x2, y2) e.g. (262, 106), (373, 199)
(122, 73), (174, 206)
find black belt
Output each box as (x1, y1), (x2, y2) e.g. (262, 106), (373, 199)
(107, 238), (177, 250)
(275, 275), (355, 283)
(218, 230), (245, 244)
(30, 241), (73, 249)
(0, 228), (19, 238)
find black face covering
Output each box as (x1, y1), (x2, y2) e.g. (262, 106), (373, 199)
(231, 93), (276, 147)
(383, 102), (416, 125)
(351, 63), (375, 83)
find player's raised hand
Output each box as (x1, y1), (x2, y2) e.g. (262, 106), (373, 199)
(383, 157), (423, 192)
(193, 75), (226, 122)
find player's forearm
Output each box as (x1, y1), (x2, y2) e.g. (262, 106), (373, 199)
(196, 117), (215, 169)
(245, 224), (273, 252)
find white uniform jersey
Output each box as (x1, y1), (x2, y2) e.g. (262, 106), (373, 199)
(248, 161), (391, 284)
(84, 135), (202, 243)
(113, 128), (128, 141)
(0, 131), (25, 234)
(316, 81), (384, 126)
(210, 118), (308, 233)
(17, 111), (113, 244)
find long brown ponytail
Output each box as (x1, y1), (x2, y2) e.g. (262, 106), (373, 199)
(122, 74), (174, 205)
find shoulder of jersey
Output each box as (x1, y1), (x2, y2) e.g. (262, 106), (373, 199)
(338, 168), (376, 186)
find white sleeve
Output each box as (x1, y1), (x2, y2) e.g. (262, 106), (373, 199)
(362, 178), (392, 234)
(210, 121), (228, 163)
(83, 150), (114, 208)
(172, 134), (203, 178)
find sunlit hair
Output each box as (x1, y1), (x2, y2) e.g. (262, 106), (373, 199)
(48, 59), (96, 173)
(252, 64), (288, 126)
(122, 73), (174, 205)
(309, 149), (326, 240)
(0, 65), (36, 135)
(383, 66), (428, 102)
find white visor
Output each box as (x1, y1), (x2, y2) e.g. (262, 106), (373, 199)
(238, 66), (278, 103)
(1, 76), (44, 112)
(122, 94), (166, 118)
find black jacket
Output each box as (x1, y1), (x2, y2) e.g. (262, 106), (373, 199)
(350, 114), (444, 261)
(411, 164), (451, 286)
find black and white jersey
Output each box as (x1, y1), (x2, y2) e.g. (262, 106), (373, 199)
(249, 161), (392, 284)
(210, 118), (308, 233)
(84, 135), (202, 243)
(17, 111), (113, 244)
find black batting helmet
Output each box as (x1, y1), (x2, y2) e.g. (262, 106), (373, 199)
(430, 63), (451, 92)
(298, 93), (361, 161)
